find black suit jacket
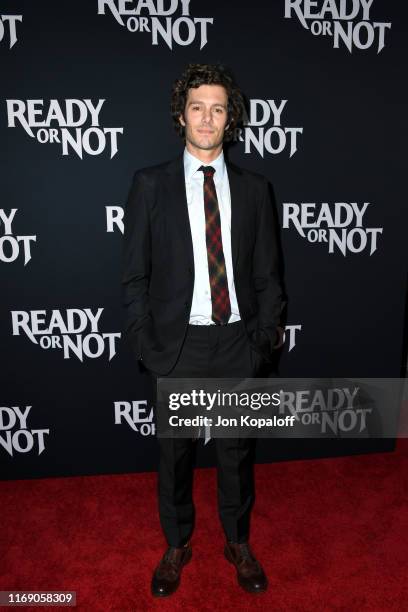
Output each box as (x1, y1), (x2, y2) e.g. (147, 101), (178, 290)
(121, 152), (284, 376)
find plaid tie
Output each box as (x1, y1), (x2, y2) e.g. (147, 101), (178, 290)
(199, 165), (231, 326)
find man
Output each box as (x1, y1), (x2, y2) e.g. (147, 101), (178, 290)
(122, 63), (284, 597)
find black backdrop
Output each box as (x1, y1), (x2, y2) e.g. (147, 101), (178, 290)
(1, 1), (407, 479)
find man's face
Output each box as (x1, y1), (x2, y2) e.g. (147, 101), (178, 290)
(179, 84), (229, 153)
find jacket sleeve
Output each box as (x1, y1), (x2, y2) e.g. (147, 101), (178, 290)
(252, 177), (285, 351)
(121, 170), (152, 359)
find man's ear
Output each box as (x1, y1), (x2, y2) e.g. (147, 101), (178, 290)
(179, 114), (186, 127)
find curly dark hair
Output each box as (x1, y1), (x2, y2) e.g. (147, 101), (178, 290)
(171, 63), (244, 142)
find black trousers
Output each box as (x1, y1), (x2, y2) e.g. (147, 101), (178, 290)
(150, 320), (263, 547)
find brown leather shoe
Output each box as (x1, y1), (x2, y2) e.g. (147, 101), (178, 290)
(151, 543), (192, 597)
(224, 541), (268, 593)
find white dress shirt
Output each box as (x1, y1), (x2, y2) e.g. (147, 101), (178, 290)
(183, 147), (241, 325)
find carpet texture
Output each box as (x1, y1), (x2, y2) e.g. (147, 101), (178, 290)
(1, 440), (408, 611)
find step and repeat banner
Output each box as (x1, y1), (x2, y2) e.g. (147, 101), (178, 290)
(1, 1), (406, 479)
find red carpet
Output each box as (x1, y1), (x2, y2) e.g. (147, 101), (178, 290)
(1, 441), (408, 612)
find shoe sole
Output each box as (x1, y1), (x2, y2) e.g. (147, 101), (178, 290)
(224, 546), (268, 594)
(151, 547), (192, 597)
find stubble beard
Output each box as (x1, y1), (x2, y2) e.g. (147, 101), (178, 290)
(186, 128), (224, 152)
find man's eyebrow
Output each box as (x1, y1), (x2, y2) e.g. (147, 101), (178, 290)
(187, 100), (227, 108)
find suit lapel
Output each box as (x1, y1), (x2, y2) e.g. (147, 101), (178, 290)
(165, 154), (195, 269)
(226, 160), (245, 269)
(165, 153), (245, 271)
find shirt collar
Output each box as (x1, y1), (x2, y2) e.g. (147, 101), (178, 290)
(183, 147), (225, 183)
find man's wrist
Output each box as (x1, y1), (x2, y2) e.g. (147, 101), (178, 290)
(273, 326), (285, 349)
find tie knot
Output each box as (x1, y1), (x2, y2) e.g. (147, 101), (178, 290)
(199, 165), (215, 179)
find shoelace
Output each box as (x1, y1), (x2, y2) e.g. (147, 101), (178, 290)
(233, 544), (261, 571)
(163, 546), (188, 567)
(237, 544), (254, 562)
